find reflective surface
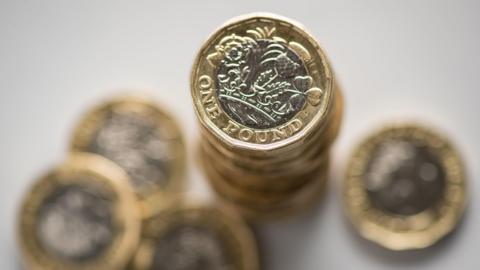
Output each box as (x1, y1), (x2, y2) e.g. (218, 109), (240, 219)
(37, 183), (114, 262)
(216, 39), (308, 129)
(365, 140), (446, 216)
(87, 110), (174, 193)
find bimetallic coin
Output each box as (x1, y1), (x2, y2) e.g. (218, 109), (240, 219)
(191, 13), (335, 153)
(344, 124), (467, 250)
(132, 202), (259, 270)
(18, 153), (140, 270)
(70, 94), (185, 204)
(199, 87), (343, 170)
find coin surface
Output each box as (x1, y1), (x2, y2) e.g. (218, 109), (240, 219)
(198, 88), (342, 178)
(18, 153), (140, 270)
(198, 86), (343, 169)
(132, 201), (259, 270)
(191, 13), (335, 152)
(70, 94), (185, 203)
(344, 124), (467, 250)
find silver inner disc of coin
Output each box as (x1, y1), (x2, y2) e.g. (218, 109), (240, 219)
(364, 140), (446, 216)
(36, 184), (114, 262)
(151, 224), (233, 270)
(88, 111), (173, 193)
(216, 39), (310, 129)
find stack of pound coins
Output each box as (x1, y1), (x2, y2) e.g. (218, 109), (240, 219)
(190, 13), (343, 220)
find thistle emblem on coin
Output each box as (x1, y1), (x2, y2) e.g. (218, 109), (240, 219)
(208, 27), (323, 129)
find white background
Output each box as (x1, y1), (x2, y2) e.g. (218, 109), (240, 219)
(1, 0), (479, 269)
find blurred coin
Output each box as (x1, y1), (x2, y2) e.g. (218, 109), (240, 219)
(131, 201), (259, 270)
(70, 94), (185, 205)
(18, 153), (140, 270)
(343, 124), (467, 250)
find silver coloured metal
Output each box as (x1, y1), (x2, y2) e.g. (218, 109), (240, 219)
(364, 140), (446, 216)
(37, 184), (114, 262)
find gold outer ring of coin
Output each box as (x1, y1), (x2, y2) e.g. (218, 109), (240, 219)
(131, 199), (259, 270)
(69, 93), (186, 210)
(196, 86), (340, 162)
(201, 140), (330, 192)
(17, 152), (141, 270)
(191, 12), (336, 155)
(343, 123), (468, 250)
(211, 162), (330, 221)
(202, 153), (329, 205)
(202, 145), (329, 193)
(198, 85), (343, 163)
(199, 87), (343, 171)
(198, 91), (342, 179)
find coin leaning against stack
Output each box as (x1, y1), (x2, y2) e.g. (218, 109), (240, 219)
(191, 13), (343, 220)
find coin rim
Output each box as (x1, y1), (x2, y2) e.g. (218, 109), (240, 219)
(69, 93), (186, 208)
(131, 199), (260, 270)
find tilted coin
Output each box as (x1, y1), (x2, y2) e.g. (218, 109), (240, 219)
(18, 153), (140, 270)
(70, 94), (185, 205)
(343, 124), (467, 250)
(131, 201), (259, 270)
(191, 13), (336, 156)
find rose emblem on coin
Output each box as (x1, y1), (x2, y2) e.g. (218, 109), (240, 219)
(210, 27), (323, 129)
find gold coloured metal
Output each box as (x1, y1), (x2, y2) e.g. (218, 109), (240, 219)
(199, 87), (343, 171)
(191, 13), (336, 154)
(17, 152), (141, 270)
(191, 13), (343, 220)
(343, 123), (467, 250)
(131, 200), (259, 270)
(70, 94), (186, 210)
(209, 163), (330, 221)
